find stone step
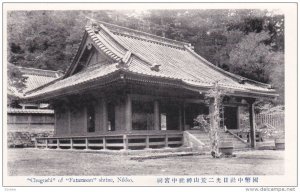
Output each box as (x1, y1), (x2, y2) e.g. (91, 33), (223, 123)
(195, 138), (244, 142)
(199, 143), (248, 148)
(192, 134), (241, 138)
(234, 145), (249, 148)
(191, 134), (207, 136)
(219, 136), (237, 139)
(186, 130), (250, 152)
(199, 147), (251, 152)
(220, 136), (239, 138)
(234, 147), (252, 151)
(191, 141), (248, 146)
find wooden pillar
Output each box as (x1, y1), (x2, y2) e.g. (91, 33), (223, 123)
(68, 108), (71, 134)
(84, 106), (88, 134)
(236, 106), (241, 130)
(125, 94), (132, 131)
(103, 137), (107, 150)
(45, 139), (48, 149)
(101, 98), (108, 132)
(57, 139), (60, 149)
(123, 135), (128, 150)
(179, 104), (183, 131)
(28, 115), (32, 126)
(70, 138), (73, 149)
(247, 98), (256, 148)
(85, 138), (88, 149)
(183, 102), (186, 131)
(164, 134), (169, 148)
(54, 109), (57, 136)
(145, 136), (150, 149)
(154, 100), (160, 131)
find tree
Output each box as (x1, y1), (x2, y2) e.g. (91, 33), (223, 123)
(7, 63), (27, 106)
(268, 52), (284, 104)
(229, 32), (273, 83)
(7, 63), (27, 92)
(7, 10), (284, 87)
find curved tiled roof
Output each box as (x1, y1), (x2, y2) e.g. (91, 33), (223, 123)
(25, 63), (119, 98)
(9, 67), (63, 98)
(23, 21), (277, 101)
(7, 108), (54, 114)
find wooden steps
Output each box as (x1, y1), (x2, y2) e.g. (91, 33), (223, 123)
(185, 130), (251, 152)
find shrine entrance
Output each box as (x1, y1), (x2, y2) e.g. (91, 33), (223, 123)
(223, 106), (238, 130)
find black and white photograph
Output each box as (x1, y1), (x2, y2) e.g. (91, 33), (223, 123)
(2, 2), (298, 190)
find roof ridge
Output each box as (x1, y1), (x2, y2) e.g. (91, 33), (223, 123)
(64, 32), (89, 78)
(95, 24), (155, 68)
(18, 66), (59, 73)
(94, 20), (191, 49)
(95, 24), (129, 56)
(18, 66), (63, 77)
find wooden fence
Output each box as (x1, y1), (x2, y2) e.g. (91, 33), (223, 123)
(255, 112), (284, 130)
(35, 132), (183, 150)
(7, 114), (54, 124)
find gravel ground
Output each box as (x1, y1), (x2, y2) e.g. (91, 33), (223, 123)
(7, 148), (284, 176)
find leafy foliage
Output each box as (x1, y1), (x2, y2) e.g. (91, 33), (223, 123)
(194, 114), (210, 132)
(7, 9), (284, 104)
(7, 63), (27, 106)
(229, 32), (273, 83)
(7, 63), (27, 93)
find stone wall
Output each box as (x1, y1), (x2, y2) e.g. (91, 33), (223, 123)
(7, 124), (54, 148)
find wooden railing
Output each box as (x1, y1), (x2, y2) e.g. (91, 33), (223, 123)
(255, 113), (284, 130)
(35, 132), (183, 150)
(226, 129), (250, 145)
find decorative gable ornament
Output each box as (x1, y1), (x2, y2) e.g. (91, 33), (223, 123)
(116, 51), (132, 69)
(86, 43), (93, 50)
(150, 63), (161, 72)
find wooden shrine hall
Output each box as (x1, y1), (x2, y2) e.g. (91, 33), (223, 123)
(23, 21), (277, 151)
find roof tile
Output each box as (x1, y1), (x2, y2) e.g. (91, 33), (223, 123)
(23, 22), (276, 100)
(7, 108), (54, 114)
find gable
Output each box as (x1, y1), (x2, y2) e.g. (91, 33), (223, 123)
(69, 36), (115, 76)
(86, 49), (112, 67)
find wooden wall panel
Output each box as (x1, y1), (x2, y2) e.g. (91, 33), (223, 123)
(55, 108), (69, 136)
(94, 101), (101, 133)
(70, 106), (85, 135)
(115, 102), (126, 131)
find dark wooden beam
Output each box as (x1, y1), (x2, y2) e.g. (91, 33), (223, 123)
(236, 106), (241, 130)
(246, 98), (256, 148)
(154, 100), (160, 131)
(100, 97), (108, 133)
(125, 94), (132, 131)
(183, 102), (186, 131)
(179, 104), (183, 131)
(68, 107), (71, 134)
